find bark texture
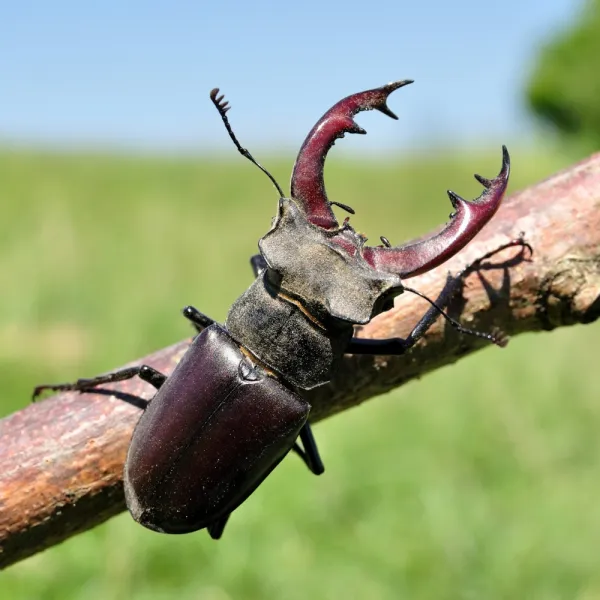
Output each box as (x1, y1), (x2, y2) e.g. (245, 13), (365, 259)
(1, 153), (599, 569)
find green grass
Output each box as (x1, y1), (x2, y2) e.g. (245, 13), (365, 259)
(1, 145), (598, 599)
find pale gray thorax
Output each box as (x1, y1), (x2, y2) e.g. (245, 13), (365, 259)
(259, 198), (403, 325)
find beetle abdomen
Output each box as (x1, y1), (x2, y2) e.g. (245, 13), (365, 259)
(124, 324), (309, 534)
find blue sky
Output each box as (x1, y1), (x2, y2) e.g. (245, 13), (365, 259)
(0, 1), (581, 154)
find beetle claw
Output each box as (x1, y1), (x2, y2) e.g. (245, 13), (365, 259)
(363, 146), (511, 278)
(490, 327), (509, 348)
(290, 80), (413, 230)
(446, 190), (464, 209)
(474, 174), (492, 188)
(351, 125), (367, 135)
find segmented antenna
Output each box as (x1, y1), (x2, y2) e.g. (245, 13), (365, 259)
(328, 200), (355, 214)
(210, 88), (285, 197)
(403, 285), (508, 347)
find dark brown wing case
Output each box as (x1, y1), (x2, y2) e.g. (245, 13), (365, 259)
(124, 325), (310, 533)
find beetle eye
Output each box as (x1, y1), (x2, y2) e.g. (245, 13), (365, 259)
(263, 268), (282, 295)
(380, 292), (399, 313)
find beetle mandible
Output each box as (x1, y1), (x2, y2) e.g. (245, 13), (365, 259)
(35, 80), (515, 539)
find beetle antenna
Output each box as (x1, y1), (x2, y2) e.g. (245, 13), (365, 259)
(403, 285), (508, 347)
(210, 88), (285, 198)
(328, 201), (355, 215)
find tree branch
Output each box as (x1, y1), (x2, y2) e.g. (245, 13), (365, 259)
(1, 153), (599, 569)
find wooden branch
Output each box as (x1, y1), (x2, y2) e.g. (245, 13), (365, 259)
(1, 153), (599, 569)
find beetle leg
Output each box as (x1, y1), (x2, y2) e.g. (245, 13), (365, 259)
(182, 305), (215, 333)
(250, 254), (268, 278)
(207, 513), (231, 540)
(347, 237), (531, 356)
(32, 365), (166, 400)
(346, 286), (454, 355)
(292, 423), (325, 475)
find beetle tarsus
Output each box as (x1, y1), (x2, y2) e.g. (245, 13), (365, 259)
(32, 365), (167, 400)
(402, 284), (509, 347)
(490, 327), (509, 348)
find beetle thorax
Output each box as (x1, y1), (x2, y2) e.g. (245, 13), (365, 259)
(259, 198), (403, 326)
(225, 198), (403, 390)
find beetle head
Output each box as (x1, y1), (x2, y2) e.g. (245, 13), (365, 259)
(212, 82), (510, 325)
(259, 198), (402, 324)
(289, 80), (510, 279)
(263, 81), (509, 324)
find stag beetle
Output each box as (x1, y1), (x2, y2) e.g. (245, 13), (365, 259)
(35, 80), (514, 540)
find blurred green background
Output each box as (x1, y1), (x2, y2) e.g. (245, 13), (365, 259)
(2, 145), (600, 599)
(527, 0), (600, 154)
(3, 1), (600, 598)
